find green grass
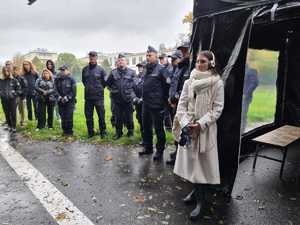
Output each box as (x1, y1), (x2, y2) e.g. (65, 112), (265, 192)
(0, 84), (276, 143)
(247, 86), (277, 124)
(0, 83), (173, 145)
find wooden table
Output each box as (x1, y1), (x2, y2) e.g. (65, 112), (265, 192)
(252, 125), (300, 180)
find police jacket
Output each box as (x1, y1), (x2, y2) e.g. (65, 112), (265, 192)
(0, 77), (21, 100)
(54, 73), (77, 104)
(142, 62), (170, 109)
(23, 71), (39, 96)
(169, 58), (190, 102)
(35, 78), (56, 101)
(14, 75), (28, 99)
(107, 67), (136, 104)
(134, 72), (144, 99)
(82, 64), (107, 101)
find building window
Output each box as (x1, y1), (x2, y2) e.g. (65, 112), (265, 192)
(132, 57), (136, 65)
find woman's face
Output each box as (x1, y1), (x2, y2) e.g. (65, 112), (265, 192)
(47, 62), (53, 70)
(3, 68), (10, 78)
(23, 62), (31, 72)
(43, 71), (50, 80)
(196, 54), (210, 72)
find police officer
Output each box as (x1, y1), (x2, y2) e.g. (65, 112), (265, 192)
(134, 62), (145, 144)
(139, 46), (170, 161)
(55, 65), (77, 136)
(107, 54), (136, 139)
(159, 53), (173, 131)
(167, 50), (183, 123)
(167, 42), (191, 165)
(82, 51), (107, 138)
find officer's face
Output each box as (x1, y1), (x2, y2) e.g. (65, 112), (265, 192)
(137, 66), (143, 74)
(159, 57), (168, 65)
(63, 69), (70, 76)
(118, 58), (127, 68)
(89, 56), (98, 65)
(196, 55), (209, 72)
(179, 47), (190, 58)
(146, 52), (157, 64)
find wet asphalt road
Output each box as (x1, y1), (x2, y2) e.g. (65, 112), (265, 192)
(0, 128), (299, 225)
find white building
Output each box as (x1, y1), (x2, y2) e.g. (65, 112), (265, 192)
(23, 48), (58, 63)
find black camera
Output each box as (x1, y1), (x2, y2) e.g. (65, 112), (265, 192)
(178, 126), (192, 147)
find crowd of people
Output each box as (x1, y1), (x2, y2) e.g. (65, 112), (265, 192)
(0, 44), (225, 221)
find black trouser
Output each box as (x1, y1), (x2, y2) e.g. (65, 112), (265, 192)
(58, 102), (75, 135)
(37, 98), (54, 129)
(142, 104), (166, 152)
(164, 105), (174, 129)
(135, 103), (144, 139)
(114, 101), (134, 135)
(1, 97), (17, 129)
(26, 94), (37, 120)
(84, 99), (106, 135)
(110, 95), (116, 127)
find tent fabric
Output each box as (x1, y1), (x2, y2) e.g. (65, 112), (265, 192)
(191, 0), (300, 193)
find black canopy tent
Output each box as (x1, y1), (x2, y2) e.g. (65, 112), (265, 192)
(191, 0), (300, 193)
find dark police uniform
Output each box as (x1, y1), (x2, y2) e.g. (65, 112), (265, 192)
(107, 66), (136, 138)
(134, 70), (144, 141)
(23, 71), (39, 120)
(140, 47), (170, 160)
(55, 72), (76, 135)
(82, 63), (107, 137)
(0, 76), (21, 131)
(35, 78), (56, 129)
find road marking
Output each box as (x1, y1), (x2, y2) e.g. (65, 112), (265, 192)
(0, 130), (95, 225)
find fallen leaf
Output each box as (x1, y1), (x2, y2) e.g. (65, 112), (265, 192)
(104, 155), (113, 161)
(55, 212), (67, 221)
(134, 195), (145, 203)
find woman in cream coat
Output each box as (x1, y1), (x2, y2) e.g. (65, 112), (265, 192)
(173, 51), (224, 220)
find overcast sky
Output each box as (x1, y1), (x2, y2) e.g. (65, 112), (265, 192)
(0, 0), (192, 63)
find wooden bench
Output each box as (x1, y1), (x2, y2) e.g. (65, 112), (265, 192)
(252, 125), (300, 180)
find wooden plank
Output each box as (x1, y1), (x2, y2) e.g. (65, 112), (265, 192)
(253, 125), (300, 147)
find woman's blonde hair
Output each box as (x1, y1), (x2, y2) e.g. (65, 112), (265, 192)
(41, 68), (53, 80)
(13, 66), (21, 76)
(2, 66), (13, 79)
(22, 60), (38, 75)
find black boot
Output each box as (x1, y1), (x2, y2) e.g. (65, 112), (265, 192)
(190, 185), (205, 221)
(138, 147), (153, 156)
(183, 189), (196, 204)
(166, 149), (177, 165)
(153, 150), (164, 161)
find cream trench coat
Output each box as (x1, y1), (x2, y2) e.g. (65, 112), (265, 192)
(173, 69), (224, 184)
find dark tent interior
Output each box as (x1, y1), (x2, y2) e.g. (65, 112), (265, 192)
(191, 0), (300, 194)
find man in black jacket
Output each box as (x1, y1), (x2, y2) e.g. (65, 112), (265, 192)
(107, 54), (137, 139)
(82, 51), (107, 138)
(139, 46), (171, 161)
(55, 65), (77, 136)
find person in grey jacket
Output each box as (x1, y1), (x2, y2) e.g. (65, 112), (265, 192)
(35, 69), (56, 130)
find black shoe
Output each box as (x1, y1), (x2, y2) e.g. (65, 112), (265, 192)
(189, 187), (204, 221)
(88, 132), (95, 138)
(166, 157), (176, 165)
(138, 148), (153, 156)
(153, 151), (164, 161)
(183, 189), (196, 204)
(100, 130), (107, 138)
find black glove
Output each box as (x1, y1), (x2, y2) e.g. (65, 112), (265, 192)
(178, 126), (192, 147)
